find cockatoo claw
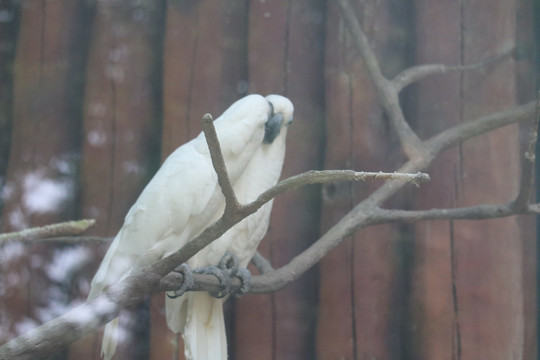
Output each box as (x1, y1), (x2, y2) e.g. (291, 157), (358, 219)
(217, 251), (240, 277)
(232, 267), (251, 297)
(167, 263), (194, 299)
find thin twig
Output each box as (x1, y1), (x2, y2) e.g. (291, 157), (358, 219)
(426, 100), (536, 154)
(243, 170), (429, 214)
(0, 219), (96, 244)
(510, 94), (540, 210)
(392, 48), (514, 92)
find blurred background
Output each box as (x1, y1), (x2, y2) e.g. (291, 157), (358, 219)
(0, 0), (537, 359)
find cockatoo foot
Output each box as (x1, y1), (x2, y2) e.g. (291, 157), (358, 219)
(193, 251), (247, 298)
(193, 265), (231, 298)
(167, 263), (194, 299)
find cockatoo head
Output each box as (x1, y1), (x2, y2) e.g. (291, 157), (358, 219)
(263, 94), (294, 144)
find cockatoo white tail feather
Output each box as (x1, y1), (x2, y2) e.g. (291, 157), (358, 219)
(88, 94), (277, 360)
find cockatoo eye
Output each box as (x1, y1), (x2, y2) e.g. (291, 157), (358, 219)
(286, 116), (293, 125)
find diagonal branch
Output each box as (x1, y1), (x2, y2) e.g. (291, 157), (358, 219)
(335, 0), (425, 159)
(425, 100), (536, 154)
(201, 113), (240, 210)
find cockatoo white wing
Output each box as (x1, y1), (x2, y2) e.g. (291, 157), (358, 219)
(88, 94), (272, 360)
(88, 145), (217, 299)
(180, 94), (294, 360)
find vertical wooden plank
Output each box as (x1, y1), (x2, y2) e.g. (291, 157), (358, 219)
(407, 0), (461, 358)
(410, 0), (527, 359)
(235, 3), (288, 359)
(161, 0), (248, 156)
(455, 1), (522, 358)
(515, 0), (538, 357)
(318, 1), (409, 359)
(0, 0), (88, 347)
(152, 1), (248, 359)
(73, 1), (164, 359)
(235, 1), (325, 359)
(0, 0), (17, 180)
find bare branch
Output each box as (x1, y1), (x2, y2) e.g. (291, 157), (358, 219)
(335, 0), (425, 159)
(201, 113), (240, 209)
(251, 251), (275, 274)
(528, 203), (540, 214)
(243, 170), (429, 214)
(392, 48), (514, 92)
(16, 236), (110, 244)
(426, 100), (537, 154)
(157, 196), (537, 296)
(510, 95), (540, 210)
(0, 219), (96, 244)
(0, 297), (118, 360)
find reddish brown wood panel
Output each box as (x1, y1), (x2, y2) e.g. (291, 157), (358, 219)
(407, 0), (462, 358)
(516, 0), (538, 358)
(72, 2), (163, 359)
(0, 0), (87, 345)
(410, 0), (528, 359)
(455, 1), (522, 358)
(161, 0), (249, 157)
(317, 1), (409, 359)
(234, 1), (325, 359)
(0, 1), (17, 180)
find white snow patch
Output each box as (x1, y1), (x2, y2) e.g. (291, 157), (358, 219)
(87, 129), (107, 146)
(122, 160), (141, 176)
(7, 207), (27, 230)
(22, 171), (71, 214)
(46, 247), (92, 282)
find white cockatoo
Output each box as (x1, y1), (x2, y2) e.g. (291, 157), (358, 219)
(87, 94), (294, 360)
(168, 94), (293, 360)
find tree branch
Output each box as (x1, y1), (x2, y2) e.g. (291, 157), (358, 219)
(201, 113), (240, 209)
(392, 48), (514, 92)
(250, 251), (275, 274)
(0, 219), (96, 244)
(510, 95), (540, 211)
(335, 0), (425, 159)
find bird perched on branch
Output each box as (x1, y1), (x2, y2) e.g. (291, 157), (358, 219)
(87, 94), (294, 360)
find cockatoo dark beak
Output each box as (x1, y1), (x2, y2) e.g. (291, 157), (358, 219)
(263, 112), (284, 144)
